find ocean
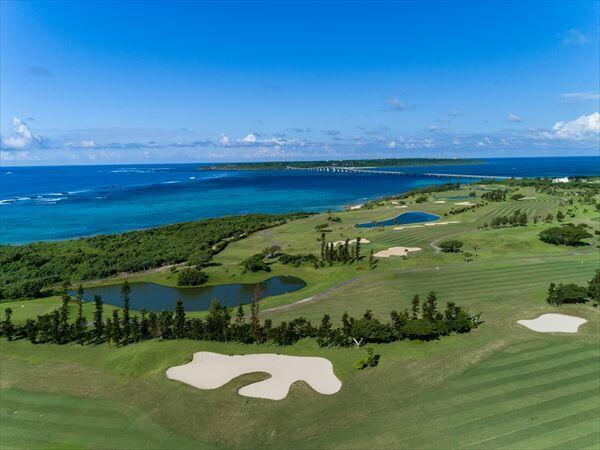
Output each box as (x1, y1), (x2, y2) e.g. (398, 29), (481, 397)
(1, 156), (598, 244)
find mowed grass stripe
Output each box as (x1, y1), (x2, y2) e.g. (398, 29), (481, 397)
(474, 342), (590, 368)
(402, 390), (599, 448)
(500, 419), (600, 450)
(398, 370), (599, 426)
(439, 357), (599, 397)
(462, 407), (600, 449)
(460, 348), (599, 379)
(545, 430), (600, 450)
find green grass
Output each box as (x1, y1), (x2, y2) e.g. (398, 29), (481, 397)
(1, 185), (599, 449)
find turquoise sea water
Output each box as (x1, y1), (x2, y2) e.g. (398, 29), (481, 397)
(1, 156), (598, 244)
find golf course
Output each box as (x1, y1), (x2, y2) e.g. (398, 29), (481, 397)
(1, 180), (599, 449)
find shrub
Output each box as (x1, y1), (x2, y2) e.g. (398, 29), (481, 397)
(177, 268), (209, 286)
(240, 253), (271, 273)
(439, 240), (463, 253)
(415, 195), (428, 203)
(354, 347), (380, 370)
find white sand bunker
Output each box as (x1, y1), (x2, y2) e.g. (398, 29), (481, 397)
(433, 200), (446, 204)
(517, 314), (587, 333)
(166, 352), (342, 400)
(332, 238), (370, 246)
(454, 201), (475, 206)
(375, 246), (421, 257)
(348, 204), (363, 210)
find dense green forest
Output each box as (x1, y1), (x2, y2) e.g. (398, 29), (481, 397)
(0, 213), (307, 300)
(198, 158), (480, 171)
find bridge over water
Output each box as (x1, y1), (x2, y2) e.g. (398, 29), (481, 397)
(286, 166), (518, 180)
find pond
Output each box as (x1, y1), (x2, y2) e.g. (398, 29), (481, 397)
(77, 276), (306, 312)
(356, 211), (440, 228)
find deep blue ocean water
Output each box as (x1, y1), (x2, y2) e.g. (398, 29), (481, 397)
(1, 156), (598, 244)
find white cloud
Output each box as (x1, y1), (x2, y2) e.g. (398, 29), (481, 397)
(386, 97), (405, 111)
(559, 29), (589, 46)
(1, 117), (45, 149)
(387, 140), (397, 149)
(80, 140), (97, 148)
(551, 112), (599, 139)
(218, 134), (229, 146)
(506, 113), (522, 123)
(561, 92), (600, 101)
(241, 133), (257, 143)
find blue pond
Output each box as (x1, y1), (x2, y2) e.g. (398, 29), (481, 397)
(77, 276), (306, 312)
(356, 211), (440, 228)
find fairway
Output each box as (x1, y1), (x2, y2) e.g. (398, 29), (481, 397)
(1, 184), (599, 449)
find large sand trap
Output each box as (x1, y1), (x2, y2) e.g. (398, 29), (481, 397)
(517, 313), (587, 333)
(348, 204), (363, 210)
(375, 246), (421, 257)
(332, 238), (370, 246)
(433, 200), (446, 204)
(166, 352), (342, 400)
(454, 201), (475, 206)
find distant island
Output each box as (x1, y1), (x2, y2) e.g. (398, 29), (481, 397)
(198, 158), (483, 171)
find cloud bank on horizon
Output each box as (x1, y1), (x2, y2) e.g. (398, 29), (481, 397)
(1, 1), (599, 165)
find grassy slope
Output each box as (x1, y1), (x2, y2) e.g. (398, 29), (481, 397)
(1, 185), (599, 449)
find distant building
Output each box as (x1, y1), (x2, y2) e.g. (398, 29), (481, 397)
(552, 177), (570, 183)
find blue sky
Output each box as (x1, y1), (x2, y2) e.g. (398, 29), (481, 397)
(1, 1), (598, 165)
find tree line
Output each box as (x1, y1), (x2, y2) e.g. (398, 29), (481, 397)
(0, 281), (479, 347)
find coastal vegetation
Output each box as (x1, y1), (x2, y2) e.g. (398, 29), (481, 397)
(198, 158), (480, 171)
(0, 213), (307, 300)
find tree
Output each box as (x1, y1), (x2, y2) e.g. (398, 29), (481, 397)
(556, 210), (565, 221)
(59, 281), (72, 344)
(121, 281), (131, 345)
(250, 287), (261, 342)
(317, 314), (333, 347)
(411, 294), (420, 320)
(439, 240), (463, 253)
(111, 309), (122, 346)
(93, 295), (104, 344)
(177, 268), (209, 286)
(588, 270), (600, 305)
(240, 253), (271, 273)
(368, 249), (376, 269)
(422, 291), (438, 321)
(173, 298), (186, 339)
(74, 284), (86, 345)
(546, 282), (559, 307)
(355, 237), (361, 260)
(1, 308), (14, 341)
(539, 225), (592, 246)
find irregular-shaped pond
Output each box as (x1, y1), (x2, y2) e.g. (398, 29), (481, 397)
(356, 211), (439, 228)
(78, 276), (306, 311)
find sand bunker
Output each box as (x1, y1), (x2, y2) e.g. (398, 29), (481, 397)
(520, 196), (537, 200)
(454, 201), (475, 206)
(332, 238), (370, 246)
(166, 352), (342, 400)
(394, 221), (458, 231)
(433, 200), (446, 204)
(374, 246), (421, 257)
(517, 313), (587, 333)
(348, 204), (363, 210)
